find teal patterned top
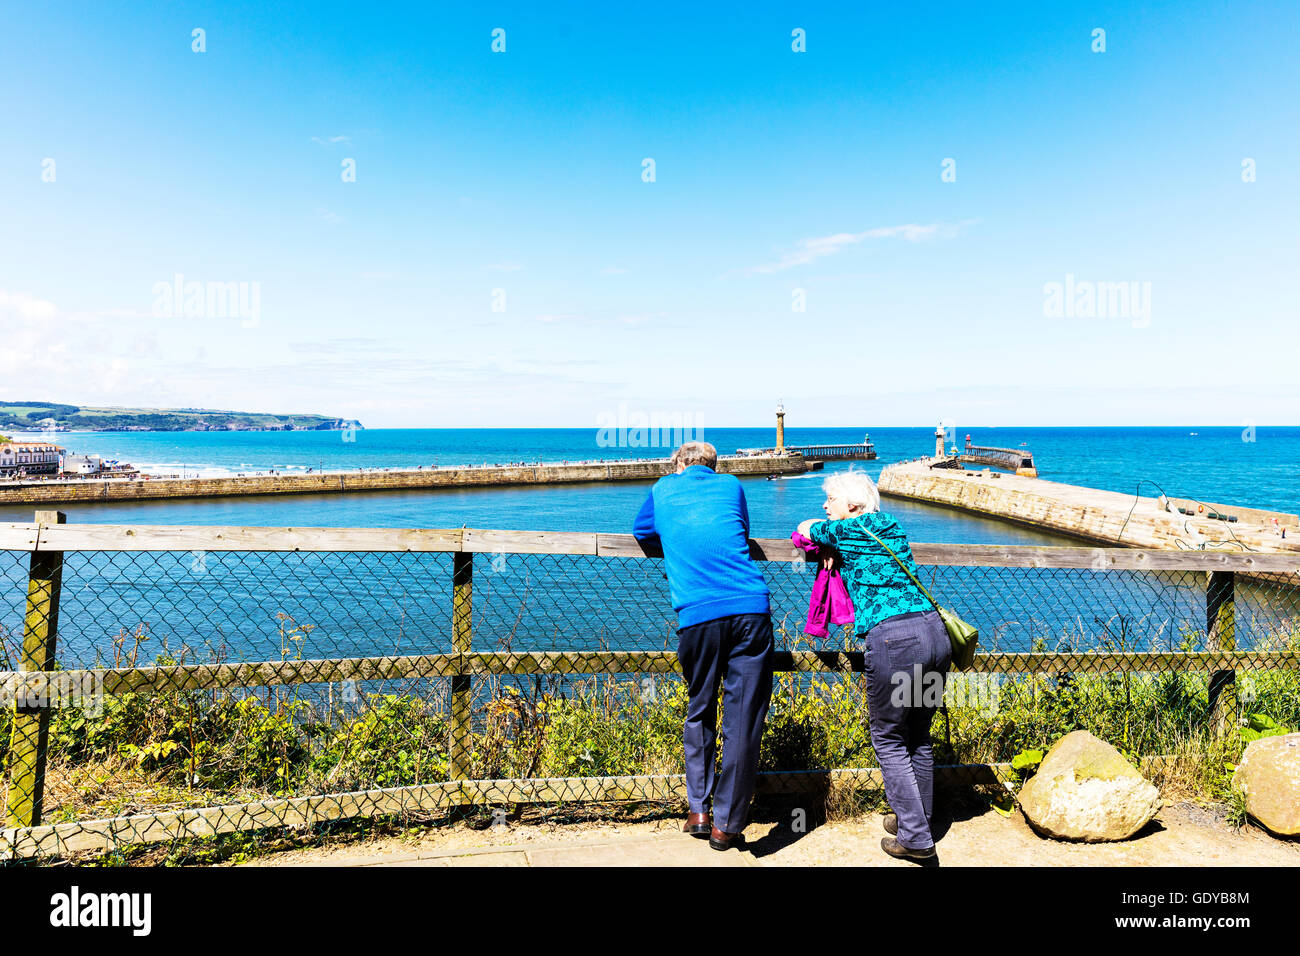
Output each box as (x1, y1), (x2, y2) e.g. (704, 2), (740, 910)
(806, 511), (933, 635)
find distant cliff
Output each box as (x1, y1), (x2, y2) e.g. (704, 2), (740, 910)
(0, 400), (363, 433)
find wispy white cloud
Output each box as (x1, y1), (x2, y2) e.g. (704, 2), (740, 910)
(0, 290), (615, 423)
(310, 134), (352, 147)
(0, 291), (153, 323)
(0, 290), (159, 400)
(600, 266), (629, 275)
(746, 221), (974, 274)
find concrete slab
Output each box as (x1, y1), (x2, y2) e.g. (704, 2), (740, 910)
(255, 802), (1300, 868)
(385, 851), (530, 867)
(524, 834), (754, 867)
(327, 830), (757, 867)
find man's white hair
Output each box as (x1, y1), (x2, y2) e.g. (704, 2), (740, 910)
(822, 469), (881, 513)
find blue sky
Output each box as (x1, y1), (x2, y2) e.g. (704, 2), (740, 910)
(1, 1), (1296, 427)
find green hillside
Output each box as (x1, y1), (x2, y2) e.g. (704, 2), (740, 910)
(0, 401), (362, 433)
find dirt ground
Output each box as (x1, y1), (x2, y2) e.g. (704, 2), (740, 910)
(238, 800), (1300, 867)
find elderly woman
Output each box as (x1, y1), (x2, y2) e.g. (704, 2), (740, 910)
(797, 470), (950, 862)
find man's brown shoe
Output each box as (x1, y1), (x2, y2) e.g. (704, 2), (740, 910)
(882, 813), (898, 836)
(683, 812), (711, 838)
(709, 826), (744, 851)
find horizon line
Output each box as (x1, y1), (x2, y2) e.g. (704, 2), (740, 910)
(10, 423), (1291, 432)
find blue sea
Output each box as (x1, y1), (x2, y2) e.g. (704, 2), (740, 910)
(4, 426), (1296, 544)
(2, 426), (1296, 663)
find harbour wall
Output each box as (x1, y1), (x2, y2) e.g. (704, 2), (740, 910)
(877, 459), (1299, 553)
(0, 454), (810, 506)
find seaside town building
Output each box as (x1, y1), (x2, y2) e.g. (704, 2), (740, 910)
(62, 453), (105, 475)
(0, 439), (64, 476)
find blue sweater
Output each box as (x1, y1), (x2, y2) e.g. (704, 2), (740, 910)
(632, 465), (771, 628)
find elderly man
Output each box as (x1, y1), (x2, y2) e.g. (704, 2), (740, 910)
(633, 441), (774, 850)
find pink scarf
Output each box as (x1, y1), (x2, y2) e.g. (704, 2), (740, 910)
(791, 531), (855, 637)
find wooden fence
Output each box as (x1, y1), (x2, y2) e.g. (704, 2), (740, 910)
(2, 514), (1298, 860)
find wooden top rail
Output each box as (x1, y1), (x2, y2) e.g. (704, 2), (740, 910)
(5, 649), (1297, 695)
(0, 523), (1297, 571)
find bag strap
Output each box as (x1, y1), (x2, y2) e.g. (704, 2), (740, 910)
(852, 516), (940, 610)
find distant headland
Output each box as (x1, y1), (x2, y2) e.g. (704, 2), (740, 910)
(0, 400), (363, 433)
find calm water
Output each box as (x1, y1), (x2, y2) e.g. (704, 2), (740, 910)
(2, 427), (1295, 663)
(5, 426), (1296, 543)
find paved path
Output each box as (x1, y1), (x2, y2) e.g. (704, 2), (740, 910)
(327, 830), (757, 868)
(245, 802), (1300, 868)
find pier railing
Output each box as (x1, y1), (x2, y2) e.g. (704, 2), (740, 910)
(2, 515), (1298, 860)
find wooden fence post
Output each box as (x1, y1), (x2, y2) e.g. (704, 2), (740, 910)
(1205, 570), (1237, 740)
(449, 551), (473, 780)
(5, 510), (66, 828)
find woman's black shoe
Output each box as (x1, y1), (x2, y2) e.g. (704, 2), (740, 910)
(881, 836), (936, 863)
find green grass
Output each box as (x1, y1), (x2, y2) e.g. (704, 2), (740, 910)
(3, 619), (1297, 862)
(4, 659), (1295, 828)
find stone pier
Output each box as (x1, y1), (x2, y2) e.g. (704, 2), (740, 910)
(877, 458), (1299, 553)
(0, 454), (811, 506)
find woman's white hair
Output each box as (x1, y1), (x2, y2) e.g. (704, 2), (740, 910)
(822, 469), (881, 513)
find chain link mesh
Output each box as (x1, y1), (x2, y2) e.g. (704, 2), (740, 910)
(2, 541), (1297, 860)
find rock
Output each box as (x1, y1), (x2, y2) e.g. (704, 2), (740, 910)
(1017, 730), (1162, 842)
(1232, 732), (1300, 837)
